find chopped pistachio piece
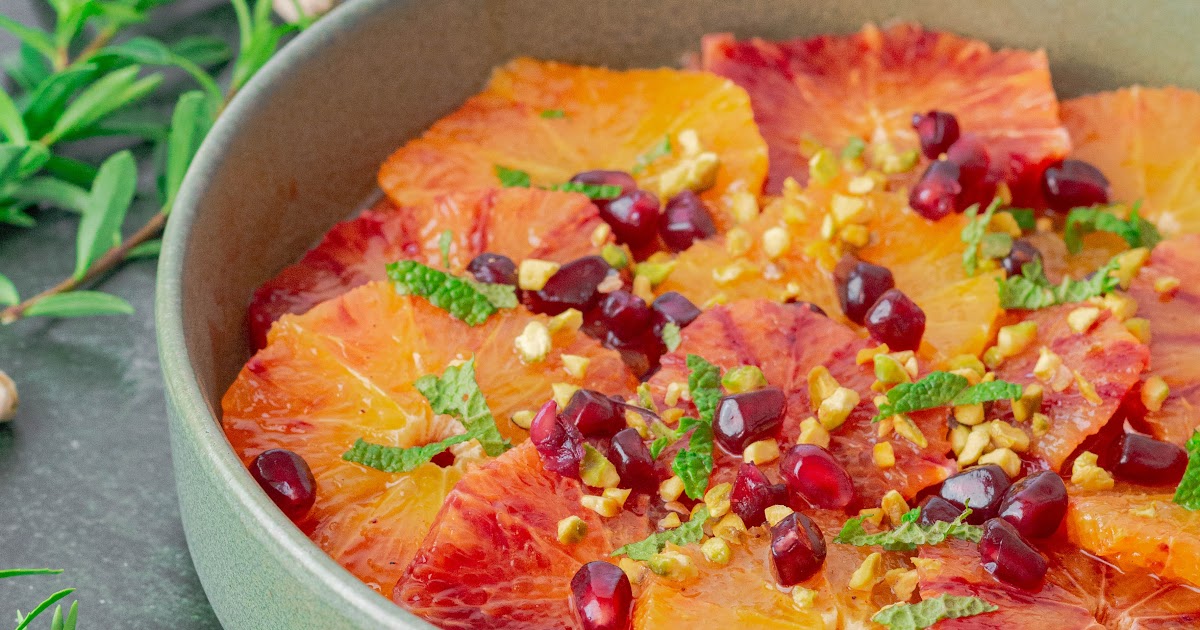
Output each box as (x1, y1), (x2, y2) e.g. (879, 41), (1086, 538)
(987, 420), (1031, 452)
(557, 515), (589, 544)
(580, 494), (621, 517)
(797, 417), (831, 448)
(518, 259), (560, 291)
(600, 243), (629, 269)
(552, 382), (581, 409)
(1142, 375), (1170, 412)
(581, 444), (621, 488)
(1067, 306), (1102, 333)
(996, 321), (1038, 358)
(1011, 384), (1044, 423)
(849, 552), (884, 591)
(808, 366), (841, 405)
(510, 409), (534, 430)
(873, 442), (896, 469)
(514, 321), (552, 363)
(979, 447), (1021, 477)
(1071, 451), (1114, 490)
(648, 550), (697, 581)
(957, 425), (990, 466)
(764, 505), (794, 527)
(818, 386), (860, 430)
(880, 490), (909, 526)
(561, 354), (590, 379)
(659, 476), (685, 502)
(700, 537), (732, 565)
(744, 439), (781, 465)
(712, 513), (747, 543)
(762, 226), (791, 259)
(722, 365), (768, 394)
(704, 482), (733, 519)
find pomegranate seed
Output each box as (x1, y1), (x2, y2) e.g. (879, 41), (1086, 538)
(659, 191), (717, 251)
(611, 427), (659, 491)
(834, 255), (895, 325)
(1109, 433), (1188, 486)
(530, 401), (584, 477)
(714, 387), (787, 454)
(979, 517), (1048, 590)
(587, 290), (652, 341)
(946, 136), (992, 188)
(731, 463), (789, 527)
(429, 450), (456, 468)
(650, 291), (701, 330)
(1001, 239), (1042, 278)
(779, 444), (855, 509)
(769, 511), (827, 586)
(1042, 159), (1111, 212)
(524, 256), (611, 315)
(786, 300), (827, 316)
(603, 328), (666, 378)
(562, 389), (625, 437)
(466, 252), (517, 285)
(864, 288), (926, 352)
(917, 496), (964, 526)
(571, 561), (633, 630)
(938, 464), (1012, 524)
(912, 110), (961, 158)
(250, 449), (317, 520)
(570, 169), (637, 195)
(600, 189), (660, 247)
(997, 471), (1067, 539)
(909, 160), (962, 221)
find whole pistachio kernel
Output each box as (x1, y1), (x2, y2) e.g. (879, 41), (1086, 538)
(580, 444), (621, 489)
(722, 365), (769, 394)
(704, 482), (733, 519)
(648, 550), (697, 581)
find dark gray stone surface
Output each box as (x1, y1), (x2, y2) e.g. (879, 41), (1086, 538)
(0, 1), (221, 626)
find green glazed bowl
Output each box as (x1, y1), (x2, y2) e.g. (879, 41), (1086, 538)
(156, 1), (1200, 627)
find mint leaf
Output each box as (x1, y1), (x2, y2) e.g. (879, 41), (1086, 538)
(872, 595), (998, 630)
(997, 257), (1120, 310)
(544, 181), (623, 200)
(661, 322), (682, 352)
(960, 198), (1003, 276)
(387, 260), (513, 325)
(1174, 430), (1200, 510)
(612, 506), (709, 560)
(467, 279), (518, 309)
(343, 434), (473, 473)
(1003, 208), (1037, 231)
(980, 232), (1014, 259)
(413, 358), (511, 456)
(873, 371), (1020, 422)
(631, 135), (671, 174)
(834, 509), (981, 551)
(540, 109), (565, 119)
(687, 354), (722, 425)
(438, 229), (452, 268)
(494, 165), (531, 188)
(900, 508), (921, 524)
(1064, 203), (1161, 254)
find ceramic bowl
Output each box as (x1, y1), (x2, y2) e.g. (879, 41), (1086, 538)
(155, 0), (1200, 627)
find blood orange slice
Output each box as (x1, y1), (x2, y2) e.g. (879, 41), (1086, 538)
(394, 442), (652, 629)
(645, 299), (955, 504)
(378, 58), (768, 225)
(223, 282), (637, 593)
(247, 187), (608, 350)
(1061, 87), (1200, 236)
(1125, 235), (1200, 446)
(991, 304), (1149, 470)
(701, 23), (1069, 199)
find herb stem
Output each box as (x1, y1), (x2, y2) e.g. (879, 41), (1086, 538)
(1, 212), (166, 325)
(75, 26), (118, 65)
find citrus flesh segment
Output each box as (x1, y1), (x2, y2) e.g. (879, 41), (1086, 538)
(1061, 87), (1200, 236)
(657, 180), (1002, 366)
(645, 299), (955, 504)
(223, 283), (637, 593)
(393, 443), (652, 629)
(991, 304), (1149, 470)
(1067, 489), (1200, 591)
(247, 187), (608, 349)
(378, 58), (768, 226)
(1125, 235), (1200, 445)
(701, 23), (1069, 200)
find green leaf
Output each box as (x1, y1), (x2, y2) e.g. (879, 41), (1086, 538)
(0, 205), (36, 227)
(43, 154), (98, 187)
(661, 322), (681, 352)
(543, 181), (623, 200)
(413, 358), (511, 457)
(0, 272), (19, 307)
(230, 0), (299, 92)
(74, 151), (137, 279)
(342, 434), (474, 473)
(1003, 208), (1037, 231)
(0, 14), (57, 61)
(62, 601), (79, 630)
(467, 280), (518, 309)
(960, 198), (1003, 276)
(13, 588), (75, 630)
(686, 354), (722, 425)
(387, 260), (513, 325)
(631, 135), (671, 174)
(22, 64), (101, 139)
(124, 239), (162, 260)
(171, 36), (235, 67)
(672, 447), (714, 500)
(1173, 430), (1200, 510)
(1063, 203), (1161, 254)
(163, 91), (215, 212)
(872, 595), (998, 630)
(873, 371), (1021, 422)
(45, 66), (163, 145)
(438, 229), (452, 268)
(24, 291), (134, 319)
(494, 165), (531, 188)
(97, 37), (223, 105)
(10, 177), (90, 213)
(6, 43), (53, 93)
(540, 109), (565, 119)
(0, 87), (28, 144)
(997, 257), (1120, 310)
(612, 506), (709, 560)
(0, 568), (62, 580)
(834, 508), (982, 551)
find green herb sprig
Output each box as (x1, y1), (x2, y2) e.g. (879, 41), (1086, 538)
(996, 257), (1120, 310)
(833, 508), (982, 551)
(1063, 202), (1160, 254)
(611, 506), (709, 560)
(872, 371), (1021, 423)
(1173, 430), (1200, 510)
(2, 567), (77, 630)
(872, 595), (998, 630)
(0, 0), (313, 324)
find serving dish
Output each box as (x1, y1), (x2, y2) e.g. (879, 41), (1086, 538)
(155, 1), (1200, 627)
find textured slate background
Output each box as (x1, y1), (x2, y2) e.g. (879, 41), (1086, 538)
(0, 1), (223, 626)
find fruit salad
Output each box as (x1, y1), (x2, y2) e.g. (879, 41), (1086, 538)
(223, 23), (1200, 630)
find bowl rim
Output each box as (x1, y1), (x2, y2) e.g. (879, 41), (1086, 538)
(155, 0), (432, 625)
